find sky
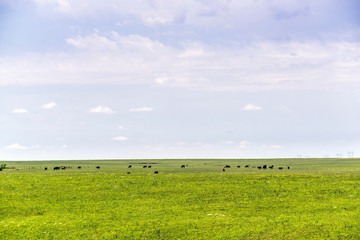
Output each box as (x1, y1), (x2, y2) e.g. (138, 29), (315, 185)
(1, 0), (360, 160)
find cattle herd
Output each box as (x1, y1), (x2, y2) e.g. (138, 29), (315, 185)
(223, 164), (290, 171)
(38, 163), (290, 174)
(49, 166), (101, 171)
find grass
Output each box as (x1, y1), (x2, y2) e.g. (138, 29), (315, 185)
(1, 158), (360, 239)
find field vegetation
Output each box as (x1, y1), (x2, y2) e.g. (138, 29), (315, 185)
(1, 158), (360, 239)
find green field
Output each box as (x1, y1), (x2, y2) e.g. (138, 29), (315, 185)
(2, 158), (360, 239)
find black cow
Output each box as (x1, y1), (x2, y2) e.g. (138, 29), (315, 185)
(279, 167), (283, 170)
(127, 172), (131, 174)
(44, 167), (48, 170)
(128, 165), (132, 168)
(148, 166), (152, 168)
(181, 165), (185, 168)
(288, 166), (290, 169)
(269, 165), (274, 169)
(154, 171), (159, 174)
(263, 165), (267, 169)
(257, 166), (262, 169)
(53, 167), (60, 170)
(61, 166), (66, 170)
(78, 166), (81, 169)
(224, 165), (231, 168)
(237, 165), (241, 168)
(143, 165), (147, 168)
(245, 165), (250, 168)
(96, 166), (100, 169)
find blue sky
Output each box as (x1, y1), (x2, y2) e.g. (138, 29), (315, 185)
(1, 0), (360, 160)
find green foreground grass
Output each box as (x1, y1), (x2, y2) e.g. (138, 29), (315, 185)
(1, 158), (360, 239)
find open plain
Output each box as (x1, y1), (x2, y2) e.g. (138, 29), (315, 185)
(1, 158), (360, 239)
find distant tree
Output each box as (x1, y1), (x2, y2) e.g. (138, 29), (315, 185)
(0, 164), (6, 169)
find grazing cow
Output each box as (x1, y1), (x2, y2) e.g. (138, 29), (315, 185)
(181, 165), (185, 168)
(143, 165), (147, 168)
(263, 165), (267, 169)
(78, 166), (81, 169)
(148, 166), (152, 168)
(278, 167), (283, 170)
(127, 172), (131, 174)
(44, 167), (48, 170)
(0, 168), (2, 171)
(237, 165), (240, 168)
(53, 167), (60, 170)
(154, 171), (159, 174)
(288, 166), (290, 169)
(96, 166), (100, 169)
(245, 165), (250, 168)
(257, 166), (262, 169)
(222, 168), (225, 172)
(269, 165), (274, 169)
(224, 165), (231, 168)
(128, 165), (132, 168)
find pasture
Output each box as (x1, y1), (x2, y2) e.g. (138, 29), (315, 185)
(1, 158), (360, 239)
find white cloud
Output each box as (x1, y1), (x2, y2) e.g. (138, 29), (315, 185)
(118, 126), (124, 129)
(5, 143), (29, 150)
(220, 141), (234, 145)
(42, 101), (58, 109)
(112, 136), (128, 141)
(33, 0), (71, 13)
(239, 141), (250, 148)
(2, 33), (360, 92)
(66, 33), (118, 51)
(88, 105), (115, 114)
(129, 107), (153, 112)
(29, 0), (316, 27)
(62, 144), (68, 149)
(12, 108), (28, 114)
(243, 104), (262, 111)
(270, 145), (284, 149)
(155, 77), (169, 84)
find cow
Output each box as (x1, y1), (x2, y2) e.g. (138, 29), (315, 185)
(127, 172), (131, 174)
(78, 166), (81, 169)
(257, 166), (262, 169)
(128, 165), (132, 168)
(148, 166), (152, 168)
(44, 167), (48, 170)
(288, 166), (290, 169)
(263, 165), (267, 169)
(143, 165), (147, 168)
(269, 165), (274, 169)
(245, 165), (250, 168)
(96, 166), (100, 169)
(278, 167), (283, 170)
(224, 165), (231, 168)
(53, 167), (60, 170)
(154, 171), (159, 174)
(181, 165), (185, 168)
(222, 168), (225, 172)
(237, 165), (241, 168)
(61, 166), (66, 170)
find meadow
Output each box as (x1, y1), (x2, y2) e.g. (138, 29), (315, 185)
(1, 158), (360, 239)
